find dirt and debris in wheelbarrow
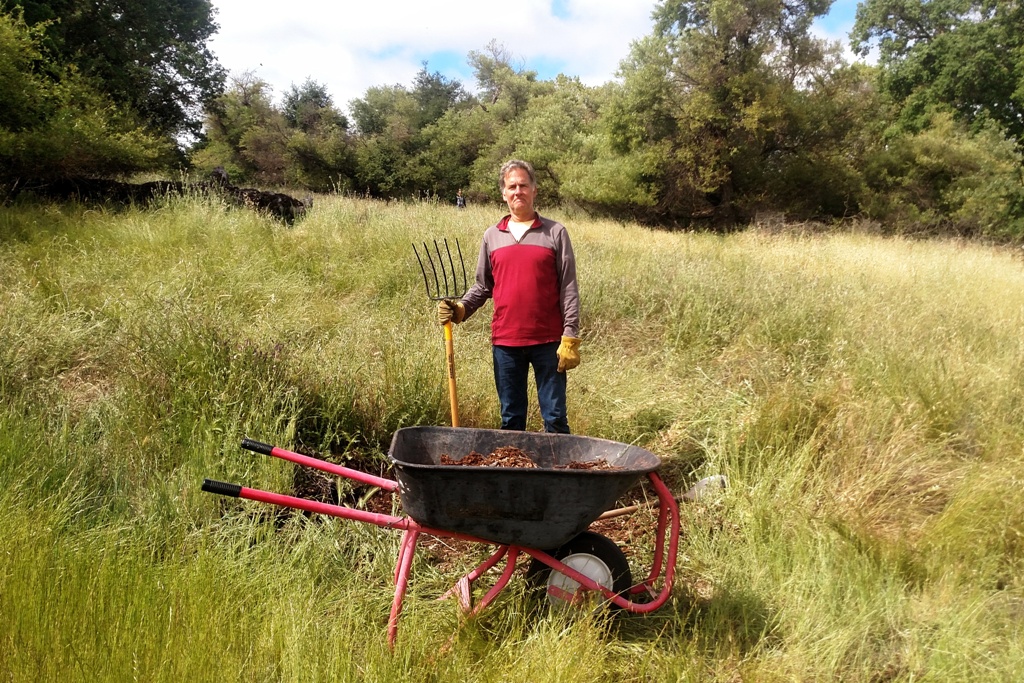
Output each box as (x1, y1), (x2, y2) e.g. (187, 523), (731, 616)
(439, 445), (620, 470)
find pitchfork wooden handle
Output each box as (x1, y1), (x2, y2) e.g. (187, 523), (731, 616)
(444, 321), (460, 427)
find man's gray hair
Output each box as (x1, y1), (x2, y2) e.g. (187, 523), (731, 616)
(498, 159), (536, 190)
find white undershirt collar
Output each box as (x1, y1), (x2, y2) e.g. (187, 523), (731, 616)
(508, 218), (532, 242)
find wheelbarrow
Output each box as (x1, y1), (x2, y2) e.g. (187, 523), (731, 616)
(202, 426), (681, 647)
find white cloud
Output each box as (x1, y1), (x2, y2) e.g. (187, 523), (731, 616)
(207, 0), (656, 111)
(809, 0), (876, 65)
(208, 0), (870, 114)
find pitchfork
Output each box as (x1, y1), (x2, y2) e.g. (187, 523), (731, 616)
(413, 238), (468, 426)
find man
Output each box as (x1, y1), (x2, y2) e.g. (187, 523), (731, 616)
(438, 160), (581, 433)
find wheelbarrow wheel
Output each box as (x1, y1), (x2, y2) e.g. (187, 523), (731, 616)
(527, 531), (632, 612)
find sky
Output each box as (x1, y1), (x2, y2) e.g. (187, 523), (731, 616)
(207, 0), (864, 114)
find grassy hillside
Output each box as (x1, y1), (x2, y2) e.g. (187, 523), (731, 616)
(1, 196), (1022, 681)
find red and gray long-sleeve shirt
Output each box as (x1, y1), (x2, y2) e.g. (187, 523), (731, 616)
(460, 213), (579, 347)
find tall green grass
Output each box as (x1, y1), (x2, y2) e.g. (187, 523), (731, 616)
(1, 196), (1022, 681)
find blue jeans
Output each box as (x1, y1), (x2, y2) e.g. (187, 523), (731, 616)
(492, 342), (569, 433)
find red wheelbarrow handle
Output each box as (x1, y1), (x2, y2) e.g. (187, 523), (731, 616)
(240, 437), (399, 492)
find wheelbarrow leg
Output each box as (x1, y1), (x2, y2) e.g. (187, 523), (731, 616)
(440, 544), (511, 612)
(388, 528), (420, 648)
(439, 546), (522, 655)
(466, 547), (520, 617)
(634, 472), (681, 594)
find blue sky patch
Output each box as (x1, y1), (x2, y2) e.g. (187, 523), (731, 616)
(552, 0), (571, 20)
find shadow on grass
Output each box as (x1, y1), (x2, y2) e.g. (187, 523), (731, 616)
(612, 581), (777, 657)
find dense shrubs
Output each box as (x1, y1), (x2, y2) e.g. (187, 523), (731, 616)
(0, 12), (170, 187)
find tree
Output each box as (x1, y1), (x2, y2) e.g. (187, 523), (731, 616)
(348, 85), (418, 196)
(193, 73), (356, 191)
(411, 63), (468, 129)
(467, 40), (522, 107)
(348, 67), (472, 198)
(475, 75), (603, 207)
(578, 0), (855, 224)
(349, 85), (417, 137)
(11, 0), (225, 139)
(459, 41), (564, 200)
(860, 111), (1024, 238)
(0, 10), (170, 186)
(468, 40), (546, 121)
(849, 0), (1024, 237)
(283, 79), (349, 133)
(659, 0), (840, 221)
(410, 106), (492, 201)
(285, 128), (356, 193)
(280, 80), (353, 191)
(192, 73), (287, 184)
(851, 0), (1024, 146)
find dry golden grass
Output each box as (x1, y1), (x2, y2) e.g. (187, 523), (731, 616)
(1, 196), (1022, 681)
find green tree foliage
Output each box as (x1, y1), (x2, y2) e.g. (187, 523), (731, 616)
(410, 106), (492, 201)
(468, 40), (546, 123)
(283, 79), (349, 133)
(281, 79), (354, 191)
(478, 76), (604, 208)
(411, 63), (467, 129)
(563, 34), (682, 220)
(462, 41), (572, 202)
(350, 84), (418, 137)
(851, 0), (1024, 146)
(344, 47), (572, 204)
(11, 0), (225, 139)
(193, 73), (355, 192)
(756, 62), (882, 221)
(348, 64), (477, 199)
(192, 73), (285, 183)
(574, 0), (864, 225)
(349, 84), (419, 195)
(655, 0), (838, 222)
(0, 10), (169, 186)
(861, 110), (1024, 238)
(850, 0), (1024, 237)
(180, 31), (1024, 239)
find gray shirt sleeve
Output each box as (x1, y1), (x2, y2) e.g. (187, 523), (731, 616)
(459, 231), (492, 319)
(556, 226), (580, 338)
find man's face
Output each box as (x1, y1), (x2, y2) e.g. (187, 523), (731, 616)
(501, 168), (536, 219)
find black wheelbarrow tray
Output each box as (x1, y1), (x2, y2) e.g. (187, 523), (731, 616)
(202, 426), (681, 648)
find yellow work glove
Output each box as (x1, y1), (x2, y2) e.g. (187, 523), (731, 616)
(437, 298), (465, 325)
(556, 336), (581, 372)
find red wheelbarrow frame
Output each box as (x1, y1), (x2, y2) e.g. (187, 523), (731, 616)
(202, 438), (681, 648)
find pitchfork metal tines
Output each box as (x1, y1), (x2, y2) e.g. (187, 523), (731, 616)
(414, 237), (468, 428)
(413, 238), (468, 301)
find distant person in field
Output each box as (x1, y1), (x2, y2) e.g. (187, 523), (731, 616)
(456, 189), (466, 209)
(438, 160), (580, 433)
